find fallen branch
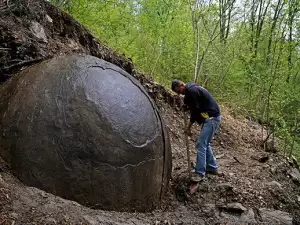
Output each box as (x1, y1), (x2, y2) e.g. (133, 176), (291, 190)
(233, 156), (242, 164)
(0, 47), (10, 51)
(262, 130), (274, 144)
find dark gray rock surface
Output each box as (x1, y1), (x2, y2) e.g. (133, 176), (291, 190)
(0, 54), (172, 212)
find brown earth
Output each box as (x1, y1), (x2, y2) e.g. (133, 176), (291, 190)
(1, 0), (300, 224)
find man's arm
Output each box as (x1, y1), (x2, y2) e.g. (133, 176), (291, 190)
(183, 106), (197, 136)
(184, 87), (200, 124)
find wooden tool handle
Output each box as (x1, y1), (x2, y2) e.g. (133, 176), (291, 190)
(183, 110), (192, 179)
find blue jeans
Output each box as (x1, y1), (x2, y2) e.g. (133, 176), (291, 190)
(195, 117), (220, 176)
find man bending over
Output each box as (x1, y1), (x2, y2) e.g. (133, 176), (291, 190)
(171, 80), (221, 182)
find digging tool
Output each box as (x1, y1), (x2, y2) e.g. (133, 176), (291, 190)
(183, 110), (200, 194)
(183, 109), (192, 180)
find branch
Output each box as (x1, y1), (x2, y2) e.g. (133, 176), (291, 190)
(0, 47), (10, 51)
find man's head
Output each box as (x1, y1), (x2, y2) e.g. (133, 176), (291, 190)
(171, 80), (185, 95)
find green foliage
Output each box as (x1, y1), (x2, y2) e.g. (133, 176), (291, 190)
(51, 0), (300, 158)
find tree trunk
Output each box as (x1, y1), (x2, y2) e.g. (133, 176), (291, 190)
(289, 118), (298, 157)
(254, 0), (271, 57)
(266, 0), (284, 65)
(286, 0), (297, 83)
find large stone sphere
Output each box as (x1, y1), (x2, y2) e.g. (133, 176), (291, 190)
(0, 55), (172, 212)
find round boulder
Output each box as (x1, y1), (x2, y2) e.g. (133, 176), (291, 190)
(0, 54), (172, 212)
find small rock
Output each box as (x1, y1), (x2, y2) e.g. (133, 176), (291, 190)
(262, 164), (269, 169)
(229, 172), (234, 176)
(198, 181), (209, 192)
(267, 181), (282, 189)
(40, 192), (48, 198)
(177, 205), (188, 213)
(0, 174), (8, 188)
(288, 168), (300, 184)
(163, 220), (171, 225)
(259, 208), (292, 225)
(216, 183), (234, 192)
(202, 204), (216, 214)
(297, 196), (300, 203)
(83, 215), (99, 225)
(45, 15), (53, 23)
(241, 209), (256, 223)
(9, 212), (18, 219)
(71, 201), (80, 206)
(30, 21), (48, 43)
(216, 153), (225, 159)
(41, 217), (57, 225)
(219, 208), (257, 224)
(246, 115), (254, 121)
(227, 202), (247, 212)
(218, 202), (247, 213)
(271, 167), (277, 174)
(67, 39), (80, 50)
(63, 215), (70, 221)
(220, 211), (229, 218)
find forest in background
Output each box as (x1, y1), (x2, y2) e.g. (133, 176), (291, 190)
(51, 0), (300, 159)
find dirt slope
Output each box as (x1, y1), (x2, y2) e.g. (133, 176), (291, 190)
(1, 0), (300, 224)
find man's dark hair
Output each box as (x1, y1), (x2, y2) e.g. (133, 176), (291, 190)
(171, 80), (182, 91)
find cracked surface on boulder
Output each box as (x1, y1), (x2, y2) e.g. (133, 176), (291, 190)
(0, 54), (172, 212)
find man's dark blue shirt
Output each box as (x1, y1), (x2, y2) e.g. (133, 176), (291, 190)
(184, 82), (221, 124)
